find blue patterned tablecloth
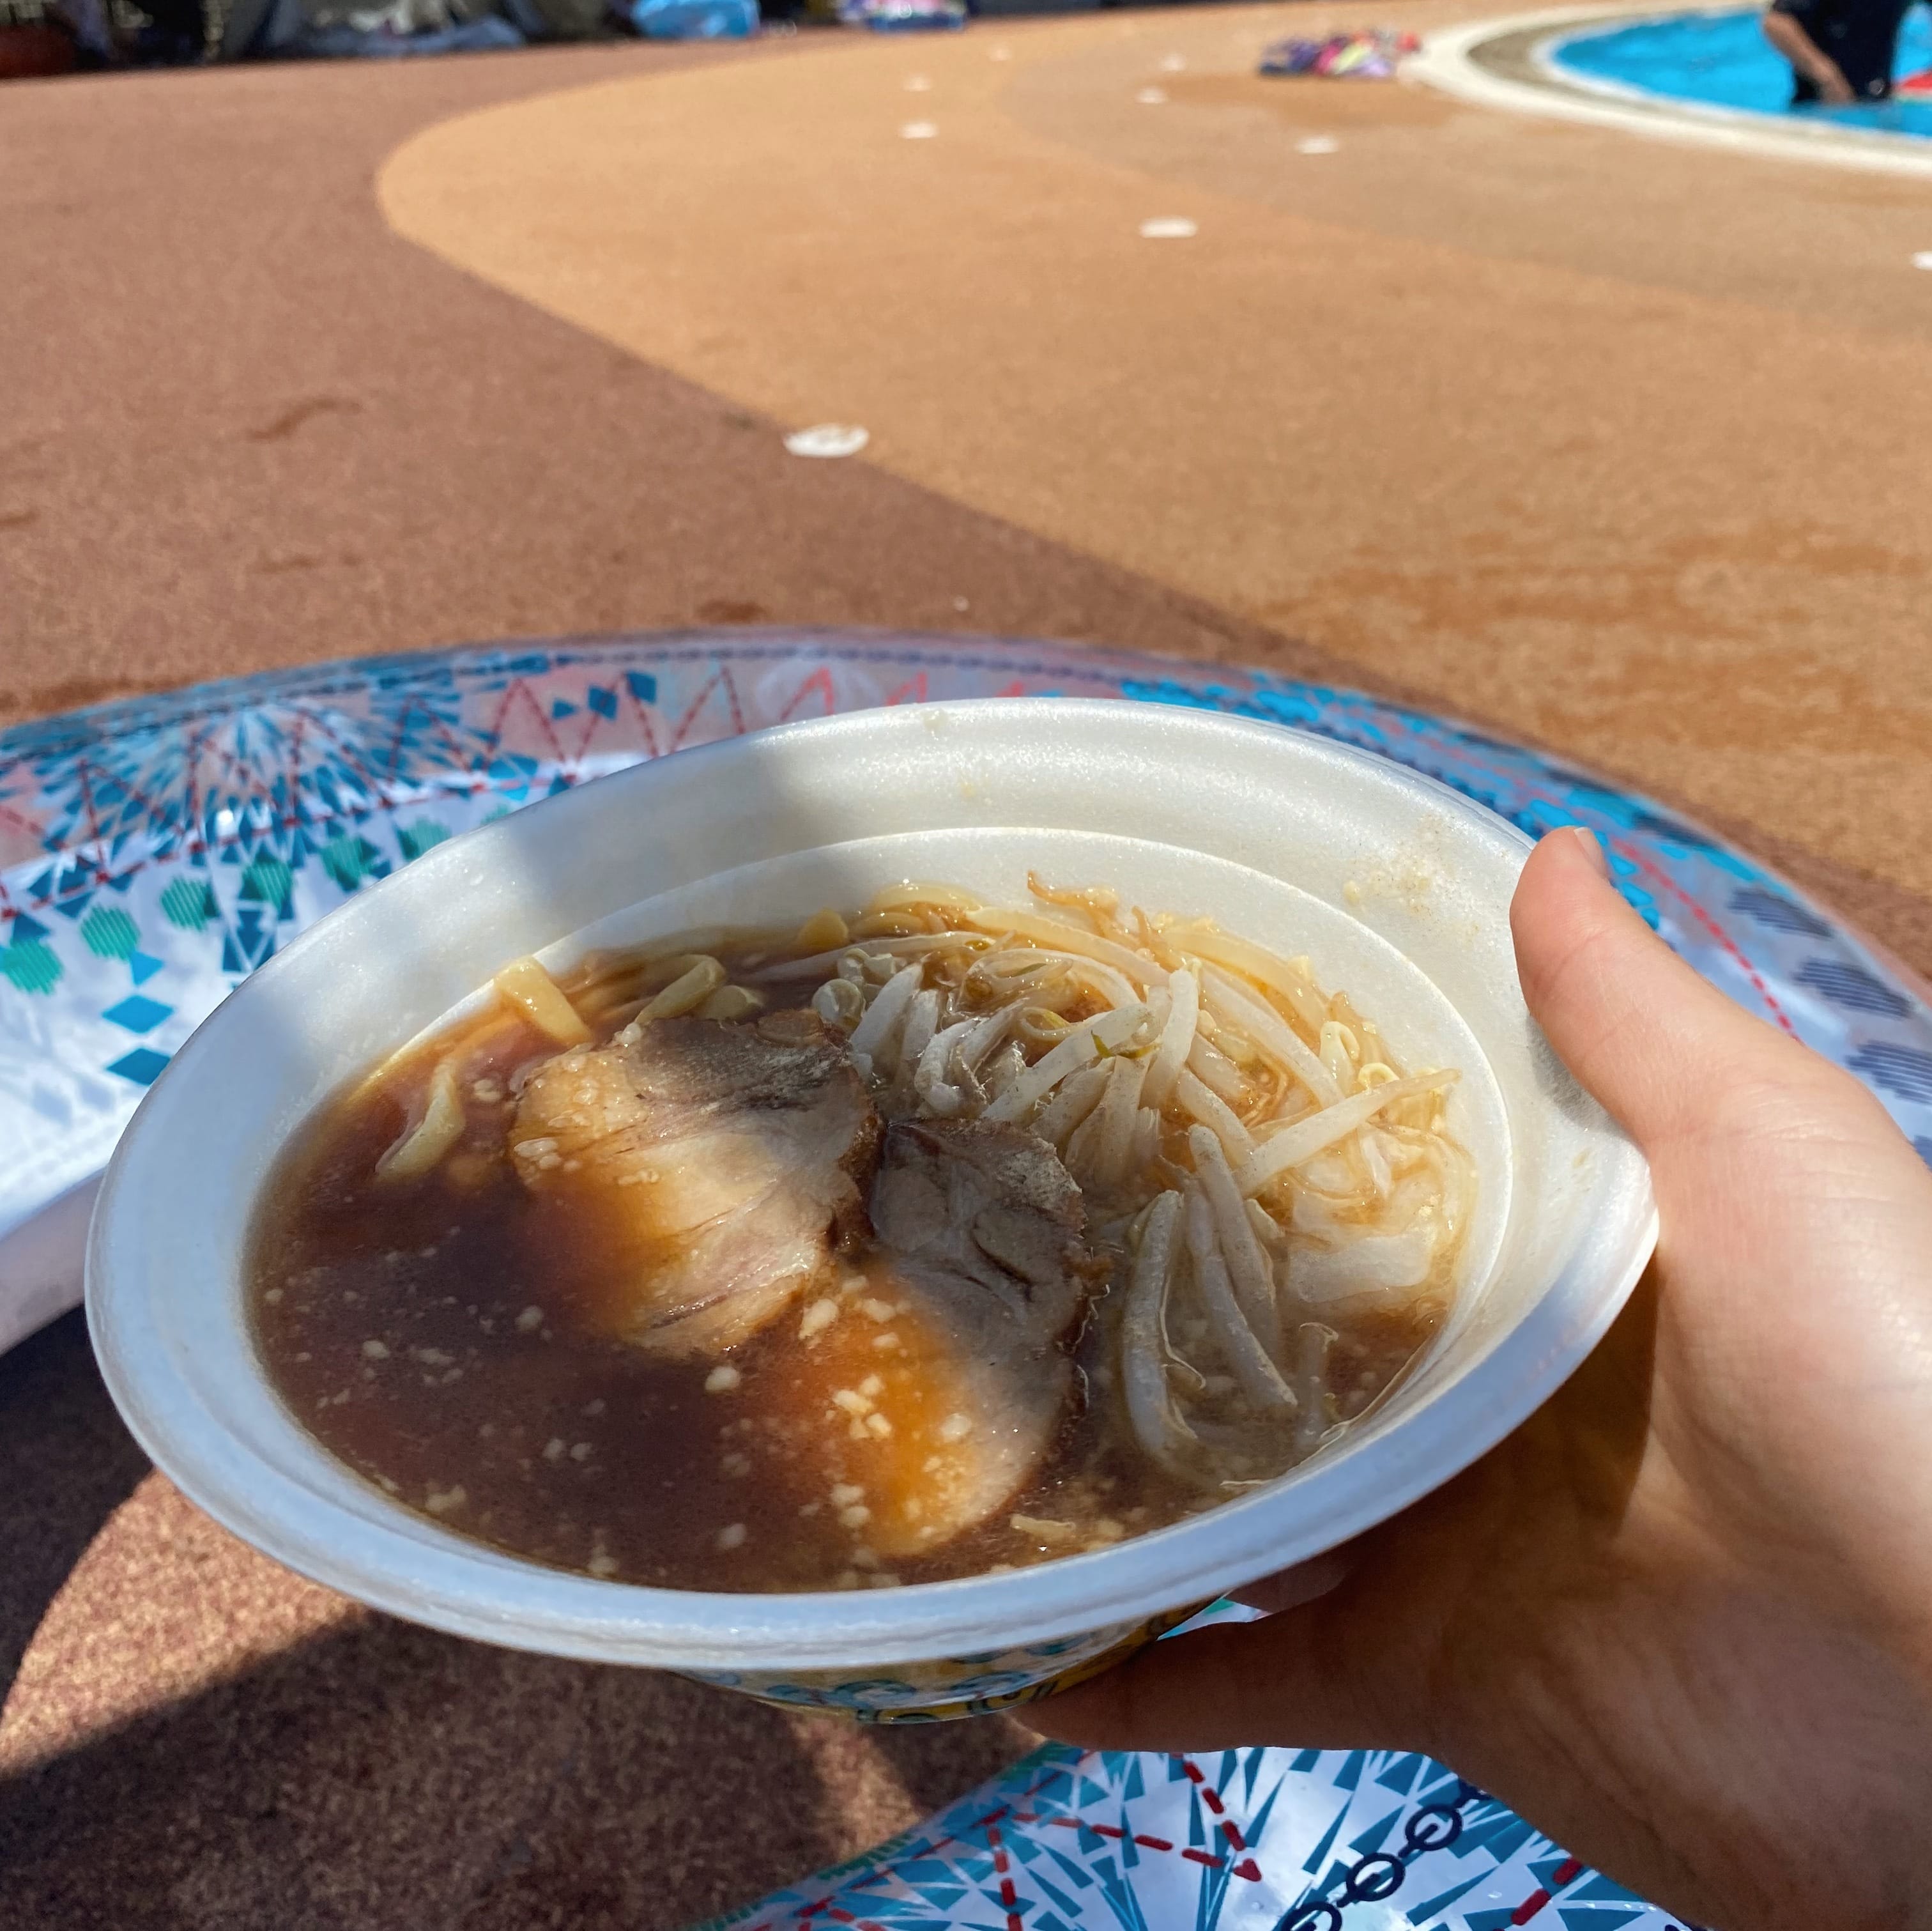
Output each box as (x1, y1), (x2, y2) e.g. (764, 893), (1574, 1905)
(3, 627), (1926, 1931)
(3, 628), (1922, 1297)
(709, 1704), (1688, 1931)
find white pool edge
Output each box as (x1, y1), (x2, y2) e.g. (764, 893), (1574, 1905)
(1406, 4), (1932, 179)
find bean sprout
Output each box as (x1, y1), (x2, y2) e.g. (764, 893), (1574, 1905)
(1080, 1054), (1148, 1190)
(1291, 1230), (1435, 1311)
(914, 1016), (979, 1116)
(1032, 1062), (1110, 1149)
(980, 947), (1138, 1011)
(981, 1040), (1027, 1102)
(1180, 925), (1330, 1038)
(762, 884), (1463, 1487)
(1119, 1193), (1215, 1482)
(1237, 1070), (1459, 1196)
(1202, 968), (1340, 1108)
(897, 989), (941, 1082)
(1131, 1106), (1163, 1178)
(1319, 1020), (1359, 1091)
(1174, 1068), (1255, 1163)
(1142, 966), (1198, 1110)
(543, 876), (1470, 1506)
(1017, 1006), (1072, 1047)
(754, 932), (989, 983)
(981, 1003), (1150, 1125)
(1189, 1126), (1279, 1358)
(1029, 871), (1124, 929)
(962, 907), (1169, 989)
(812, 977), (865, 1029)
(1185, 1033), (1248, 1104)
(848, 962), (924, 1064)
(1292, 1322), (1338, 1453)
(1184, 1187), (1297, 1412)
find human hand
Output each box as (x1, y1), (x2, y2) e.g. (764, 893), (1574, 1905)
(1816, 60), (1858, 103)
(1036, 827), (1932, 1931)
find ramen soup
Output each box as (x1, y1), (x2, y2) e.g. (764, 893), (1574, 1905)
(250, 878), (1471, 1593)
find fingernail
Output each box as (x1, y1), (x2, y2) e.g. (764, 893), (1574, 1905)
(1568, 826), (1610, 878)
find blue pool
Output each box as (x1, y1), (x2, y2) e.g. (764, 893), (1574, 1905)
(1551, 4), (1932, 140)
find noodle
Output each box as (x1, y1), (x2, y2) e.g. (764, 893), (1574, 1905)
(493, 957), (590, 1047)
(794, 907), (850, 953)
(376, 1057), (466, 1182)
(639, 956), (726, 1021)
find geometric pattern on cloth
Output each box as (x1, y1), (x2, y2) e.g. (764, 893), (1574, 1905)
(700, 1620), (1697, 1931)
(3, 627), (1925, 1254)
(2, 629), (1912, 1927)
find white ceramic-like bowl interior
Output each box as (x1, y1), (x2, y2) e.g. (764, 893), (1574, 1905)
(88, 700), (1655, 1671)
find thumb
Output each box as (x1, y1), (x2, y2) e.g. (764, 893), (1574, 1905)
(1510, 827), (1816, 1152)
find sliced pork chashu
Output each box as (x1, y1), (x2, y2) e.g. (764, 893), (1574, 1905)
(871, 1118), (1099, 1339)
(510, 1010), (880, 1356)
(771, 1118), (1106, 1560)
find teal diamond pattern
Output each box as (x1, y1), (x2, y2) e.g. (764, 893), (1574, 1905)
(102, 994), (172, 1034)
(105, 1047), (170, 1086)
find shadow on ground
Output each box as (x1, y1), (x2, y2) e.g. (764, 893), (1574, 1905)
(0, 1314), (151, 1697)
(0, 1314), (1033, 1930)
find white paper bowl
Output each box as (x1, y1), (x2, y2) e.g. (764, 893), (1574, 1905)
(88, 700), (1655, 1721)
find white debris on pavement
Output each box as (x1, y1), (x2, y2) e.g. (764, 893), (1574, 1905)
(784, 425), (870, 459)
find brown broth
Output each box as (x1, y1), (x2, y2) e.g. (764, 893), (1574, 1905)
(249, 935), (1448, 1594)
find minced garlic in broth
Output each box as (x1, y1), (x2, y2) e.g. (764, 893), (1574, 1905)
(249, 884), (1462, 1592)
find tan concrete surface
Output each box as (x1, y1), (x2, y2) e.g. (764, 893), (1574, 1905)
(4, 13), (1930, 1926)
(380, 4), (1932, 904)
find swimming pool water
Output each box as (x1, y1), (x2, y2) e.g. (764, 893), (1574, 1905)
(1552, 4), (1932, 139)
